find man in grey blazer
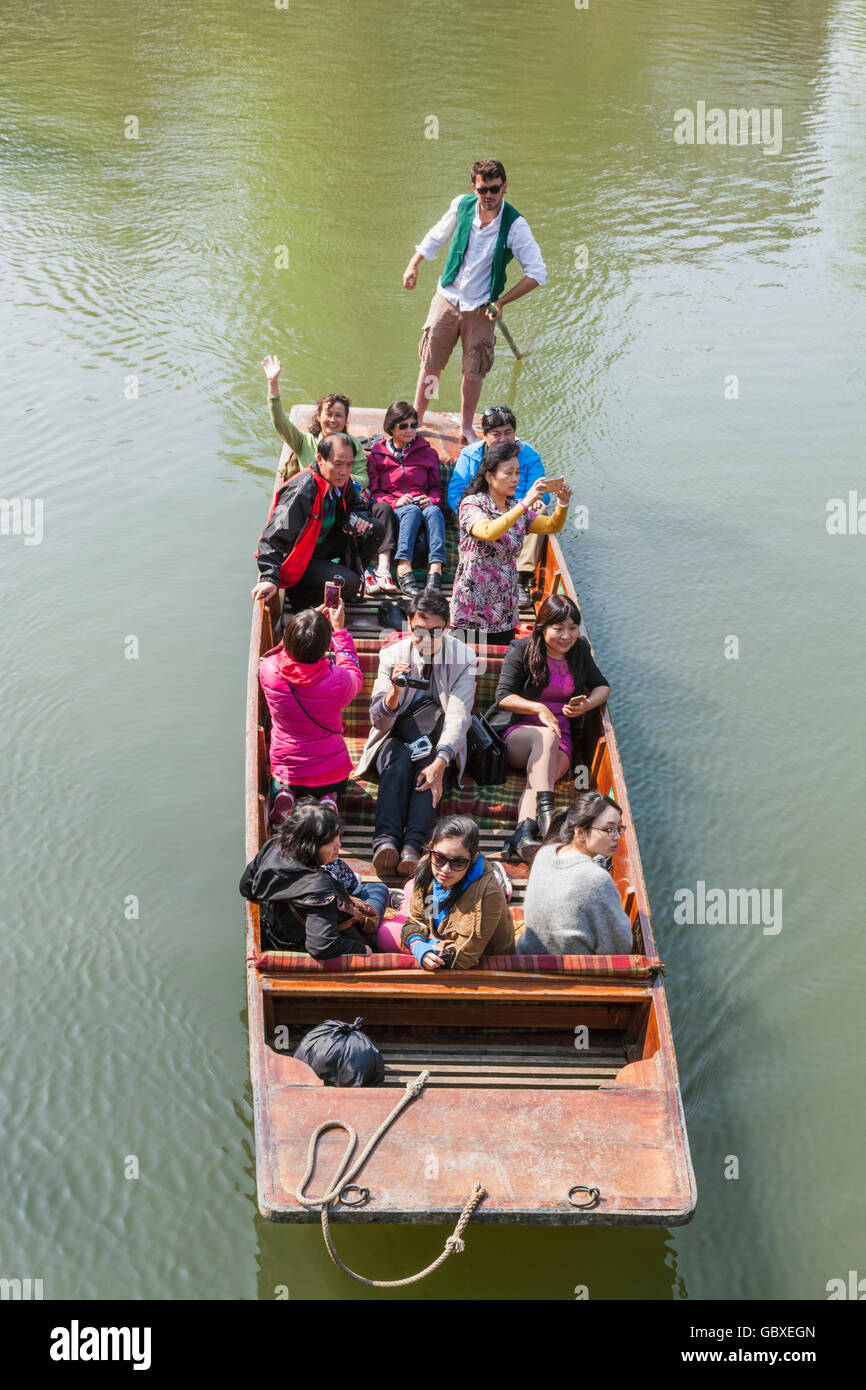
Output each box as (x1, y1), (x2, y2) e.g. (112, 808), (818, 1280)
(355, 590), (477, 877)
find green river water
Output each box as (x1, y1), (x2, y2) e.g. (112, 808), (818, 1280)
(1, 0), (864, 1300)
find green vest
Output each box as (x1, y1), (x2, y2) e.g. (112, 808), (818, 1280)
(440, 194), (521, 303)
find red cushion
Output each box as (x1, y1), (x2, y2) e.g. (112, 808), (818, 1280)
(253, 951), (663, 976)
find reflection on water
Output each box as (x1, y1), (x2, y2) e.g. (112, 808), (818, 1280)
(1, 0), (864, 1299)
(254, 1214), (686, 1301)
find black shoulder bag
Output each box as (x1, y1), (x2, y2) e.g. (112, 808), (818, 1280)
(465, 704), (509, 786)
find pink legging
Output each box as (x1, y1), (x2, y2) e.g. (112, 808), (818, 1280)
(374, 880), (415, 954)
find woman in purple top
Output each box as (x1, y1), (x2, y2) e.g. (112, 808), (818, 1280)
(493, 595), (610, 864)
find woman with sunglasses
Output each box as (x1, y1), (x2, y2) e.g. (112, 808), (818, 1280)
(516, 792), (634, 957)
(399, 816), (515, 970)
(365, 401), (447, 597)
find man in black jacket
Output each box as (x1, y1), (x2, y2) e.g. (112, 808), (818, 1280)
(252, 434), (384, 609)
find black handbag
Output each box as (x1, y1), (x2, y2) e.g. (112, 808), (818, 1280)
(465, 705), (509, 786)
(377, 597), (409, 632)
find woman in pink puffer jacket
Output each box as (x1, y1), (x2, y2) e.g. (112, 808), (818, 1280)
(259, 598), (362, 825)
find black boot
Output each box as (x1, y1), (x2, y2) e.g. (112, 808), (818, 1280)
(398, 570), (422, 597)
(535, 791), (555, 841)
(512, 818), (542, 866)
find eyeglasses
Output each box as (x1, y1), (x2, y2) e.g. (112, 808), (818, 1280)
(430, 849), (471, 871)
(476, 183), (503, 195)
(591, 823), (626, 838)
(395, 420), (418, 430)
(409, 625), (444, 638)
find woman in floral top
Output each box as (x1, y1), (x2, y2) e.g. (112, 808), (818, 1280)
(450, 440), (572, 643)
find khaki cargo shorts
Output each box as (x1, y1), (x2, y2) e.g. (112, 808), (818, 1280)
(418, 290), (496, 380)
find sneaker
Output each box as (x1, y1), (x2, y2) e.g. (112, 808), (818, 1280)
(376, 569), (399, 595)
(269, 787), (295, 827)
(372, 841), (400, 876)
(397, 845), (420, 877)
(363, 569), (381, 598)
(491, 859), (513, 901)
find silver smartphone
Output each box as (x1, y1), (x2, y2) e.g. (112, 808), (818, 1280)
(407, 735), (433, 762)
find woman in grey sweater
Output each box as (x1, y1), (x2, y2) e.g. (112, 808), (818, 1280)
(517, 791), (635, 956)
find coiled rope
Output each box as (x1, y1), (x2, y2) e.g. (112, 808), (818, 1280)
(296, 1070), (486, 1286)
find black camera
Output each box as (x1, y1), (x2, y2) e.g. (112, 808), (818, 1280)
(393, 673), (429, 690)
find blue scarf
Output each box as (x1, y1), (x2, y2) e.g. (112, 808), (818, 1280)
(431, 853), (484, 931)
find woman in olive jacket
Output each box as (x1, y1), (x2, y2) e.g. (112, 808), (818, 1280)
(494, 594), (610, 864)
(400, 816), (515, 969)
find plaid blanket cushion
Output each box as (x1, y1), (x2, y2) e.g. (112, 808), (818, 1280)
(254, 951), (663, 976)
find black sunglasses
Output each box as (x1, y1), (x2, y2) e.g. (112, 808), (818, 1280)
(476, 183), (503, 194)
(395, 419), (418, 429)
(429, 849), (471, 871)
(481, 407), (515, 427)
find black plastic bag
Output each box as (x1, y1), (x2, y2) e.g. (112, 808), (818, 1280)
(294, 1017), (385, 1087)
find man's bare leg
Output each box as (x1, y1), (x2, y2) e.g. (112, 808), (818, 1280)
(414, 366), (442, 425)
(460, 374), (485, 442)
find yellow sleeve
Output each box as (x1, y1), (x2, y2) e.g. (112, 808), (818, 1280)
(469, 502), (526, 542)
(528, 502), (568, 535)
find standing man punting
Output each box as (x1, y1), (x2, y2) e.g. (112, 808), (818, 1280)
(403, 158), (546, 443)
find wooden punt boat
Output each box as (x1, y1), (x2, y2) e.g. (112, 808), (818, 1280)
(245, 407), (697, 1227)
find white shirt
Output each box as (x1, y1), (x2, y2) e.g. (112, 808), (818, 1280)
(416, 194), (547, 311)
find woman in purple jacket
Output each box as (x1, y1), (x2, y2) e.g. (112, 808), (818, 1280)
(259, 596), (363, 826)
(365, 400), (447, 598)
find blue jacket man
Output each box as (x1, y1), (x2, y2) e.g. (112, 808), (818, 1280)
(446, 406), (547, 512)
(448, 437), (546, 511)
